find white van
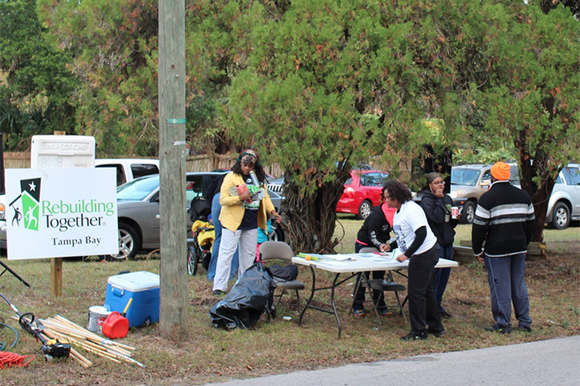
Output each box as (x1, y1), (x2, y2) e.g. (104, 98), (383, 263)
(546, 164), (580, 230)
(95, 158), (159, 186)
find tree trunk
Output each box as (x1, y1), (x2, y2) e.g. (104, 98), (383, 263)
(281, 167), (351, 254)
(517, 129), (558, 243)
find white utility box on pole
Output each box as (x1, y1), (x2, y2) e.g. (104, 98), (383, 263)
(31, 135), (96, 169)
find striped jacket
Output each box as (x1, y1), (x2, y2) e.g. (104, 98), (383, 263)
(472, 181), (535, 257)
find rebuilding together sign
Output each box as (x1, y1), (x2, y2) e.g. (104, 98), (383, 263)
(6, 168), (119, 260)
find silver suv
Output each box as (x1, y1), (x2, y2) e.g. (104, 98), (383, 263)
(546, 164), (580, 230)
(450, 163), (519, 224)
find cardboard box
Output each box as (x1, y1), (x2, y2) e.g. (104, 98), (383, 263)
(105, 271), (160, 328)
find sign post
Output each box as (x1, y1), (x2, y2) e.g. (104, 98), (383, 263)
(47, 132), (67, 297)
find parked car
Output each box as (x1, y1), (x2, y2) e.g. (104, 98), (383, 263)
(546, 164), (580, 230)
(267, 175), (285, 196)
(336, 169), (390, 219)
(113, 171), (283, 259)
(268, 169), (389, 220)
(450, 163), (520, 223)
(268, 162), (372, 195)
(95, 158), (159, 186)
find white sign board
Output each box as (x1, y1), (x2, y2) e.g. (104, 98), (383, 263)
(31, 135), (96, 169)
(5, 168), (118, 260)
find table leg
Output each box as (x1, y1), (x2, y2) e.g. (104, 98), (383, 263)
(298, 265), (317, 326)
(330, 273), (342, 337)
(298, 265), (358, 338)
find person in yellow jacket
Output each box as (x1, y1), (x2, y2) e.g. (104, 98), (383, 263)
(212, 149), (282, 296)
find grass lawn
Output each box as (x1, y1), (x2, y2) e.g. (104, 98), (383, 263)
(0, 220), (578, 385)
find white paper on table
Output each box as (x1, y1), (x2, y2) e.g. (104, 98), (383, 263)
(324, 254), (358, 261)
(358, 252), (394, 263)
(318, 260), (349, 266)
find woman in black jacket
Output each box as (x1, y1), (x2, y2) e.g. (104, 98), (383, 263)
(420, 172), (459, 319)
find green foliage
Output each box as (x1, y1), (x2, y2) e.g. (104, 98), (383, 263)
(37, 0), (159, 156)
(4, 0), (578, 247)
(465, 2), (580, 239)
(183, 0), (579, 250)
(0, 0), (79, 150)
(226, 1), (430, 190)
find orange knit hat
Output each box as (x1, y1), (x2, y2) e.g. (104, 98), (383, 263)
(490, 162), (510, 181)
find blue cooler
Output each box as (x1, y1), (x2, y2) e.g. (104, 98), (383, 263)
(104, 271), (160, 328)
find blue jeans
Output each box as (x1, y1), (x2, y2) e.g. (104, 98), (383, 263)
(434, 244), (454, 312)
(484, 253), (532, 328)
(207, 193), (238, 281)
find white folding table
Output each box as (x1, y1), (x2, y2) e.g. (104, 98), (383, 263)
(292, 252), (458, 337)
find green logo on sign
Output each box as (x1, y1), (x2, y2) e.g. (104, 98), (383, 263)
(10, 178), (41, 231)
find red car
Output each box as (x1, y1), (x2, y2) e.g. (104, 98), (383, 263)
(336, 169), (390, 219)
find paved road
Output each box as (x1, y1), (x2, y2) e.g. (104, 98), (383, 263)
(204, 335), (580, 386)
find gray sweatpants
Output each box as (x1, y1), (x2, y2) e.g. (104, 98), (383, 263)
(484, 253), (532, 328)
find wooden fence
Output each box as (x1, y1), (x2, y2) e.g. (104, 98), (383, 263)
(2, 152), (285, 177)
(3, 152), (403, 179)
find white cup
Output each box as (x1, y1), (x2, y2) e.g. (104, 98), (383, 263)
(451, 207), (459, 219)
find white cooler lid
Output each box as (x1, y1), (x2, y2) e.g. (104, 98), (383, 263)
(107, 271), (160, 292)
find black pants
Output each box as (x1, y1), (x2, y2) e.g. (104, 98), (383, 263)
(407, 245), (444, 334)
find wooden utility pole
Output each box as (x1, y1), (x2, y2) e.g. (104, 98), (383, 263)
(158, 0), (188, 340)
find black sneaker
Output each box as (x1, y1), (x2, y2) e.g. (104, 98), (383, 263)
(401, 332), (428, 341)
(517, 325), (532, 332)
(212, 289), (226, 297)
(428, 329), (446, 337)
(440, 310), (452, 319)
(484, 324), (512, 334)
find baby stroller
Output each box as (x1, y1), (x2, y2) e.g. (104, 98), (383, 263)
(188, 197), (215, 276)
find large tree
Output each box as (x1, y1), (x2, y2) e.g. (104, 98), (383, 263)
(485, 2), (579, 241)
(0, 0), (79, 150)
(38, 0), (246, 157)
(451, 1), (580, 241)
(208, 0), (579, 250)
(30, 0), (578, 249)
(223, 0), (466, 252)
(37, 0), (160, 156)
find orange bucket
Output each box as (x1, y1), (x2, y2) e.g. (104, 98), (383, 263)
(102, 311), (129, 339)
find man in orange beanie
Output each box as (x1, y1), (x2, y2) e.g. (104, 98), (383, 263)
(490, 161), (511, 181)
(472, 162), (536, 334)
